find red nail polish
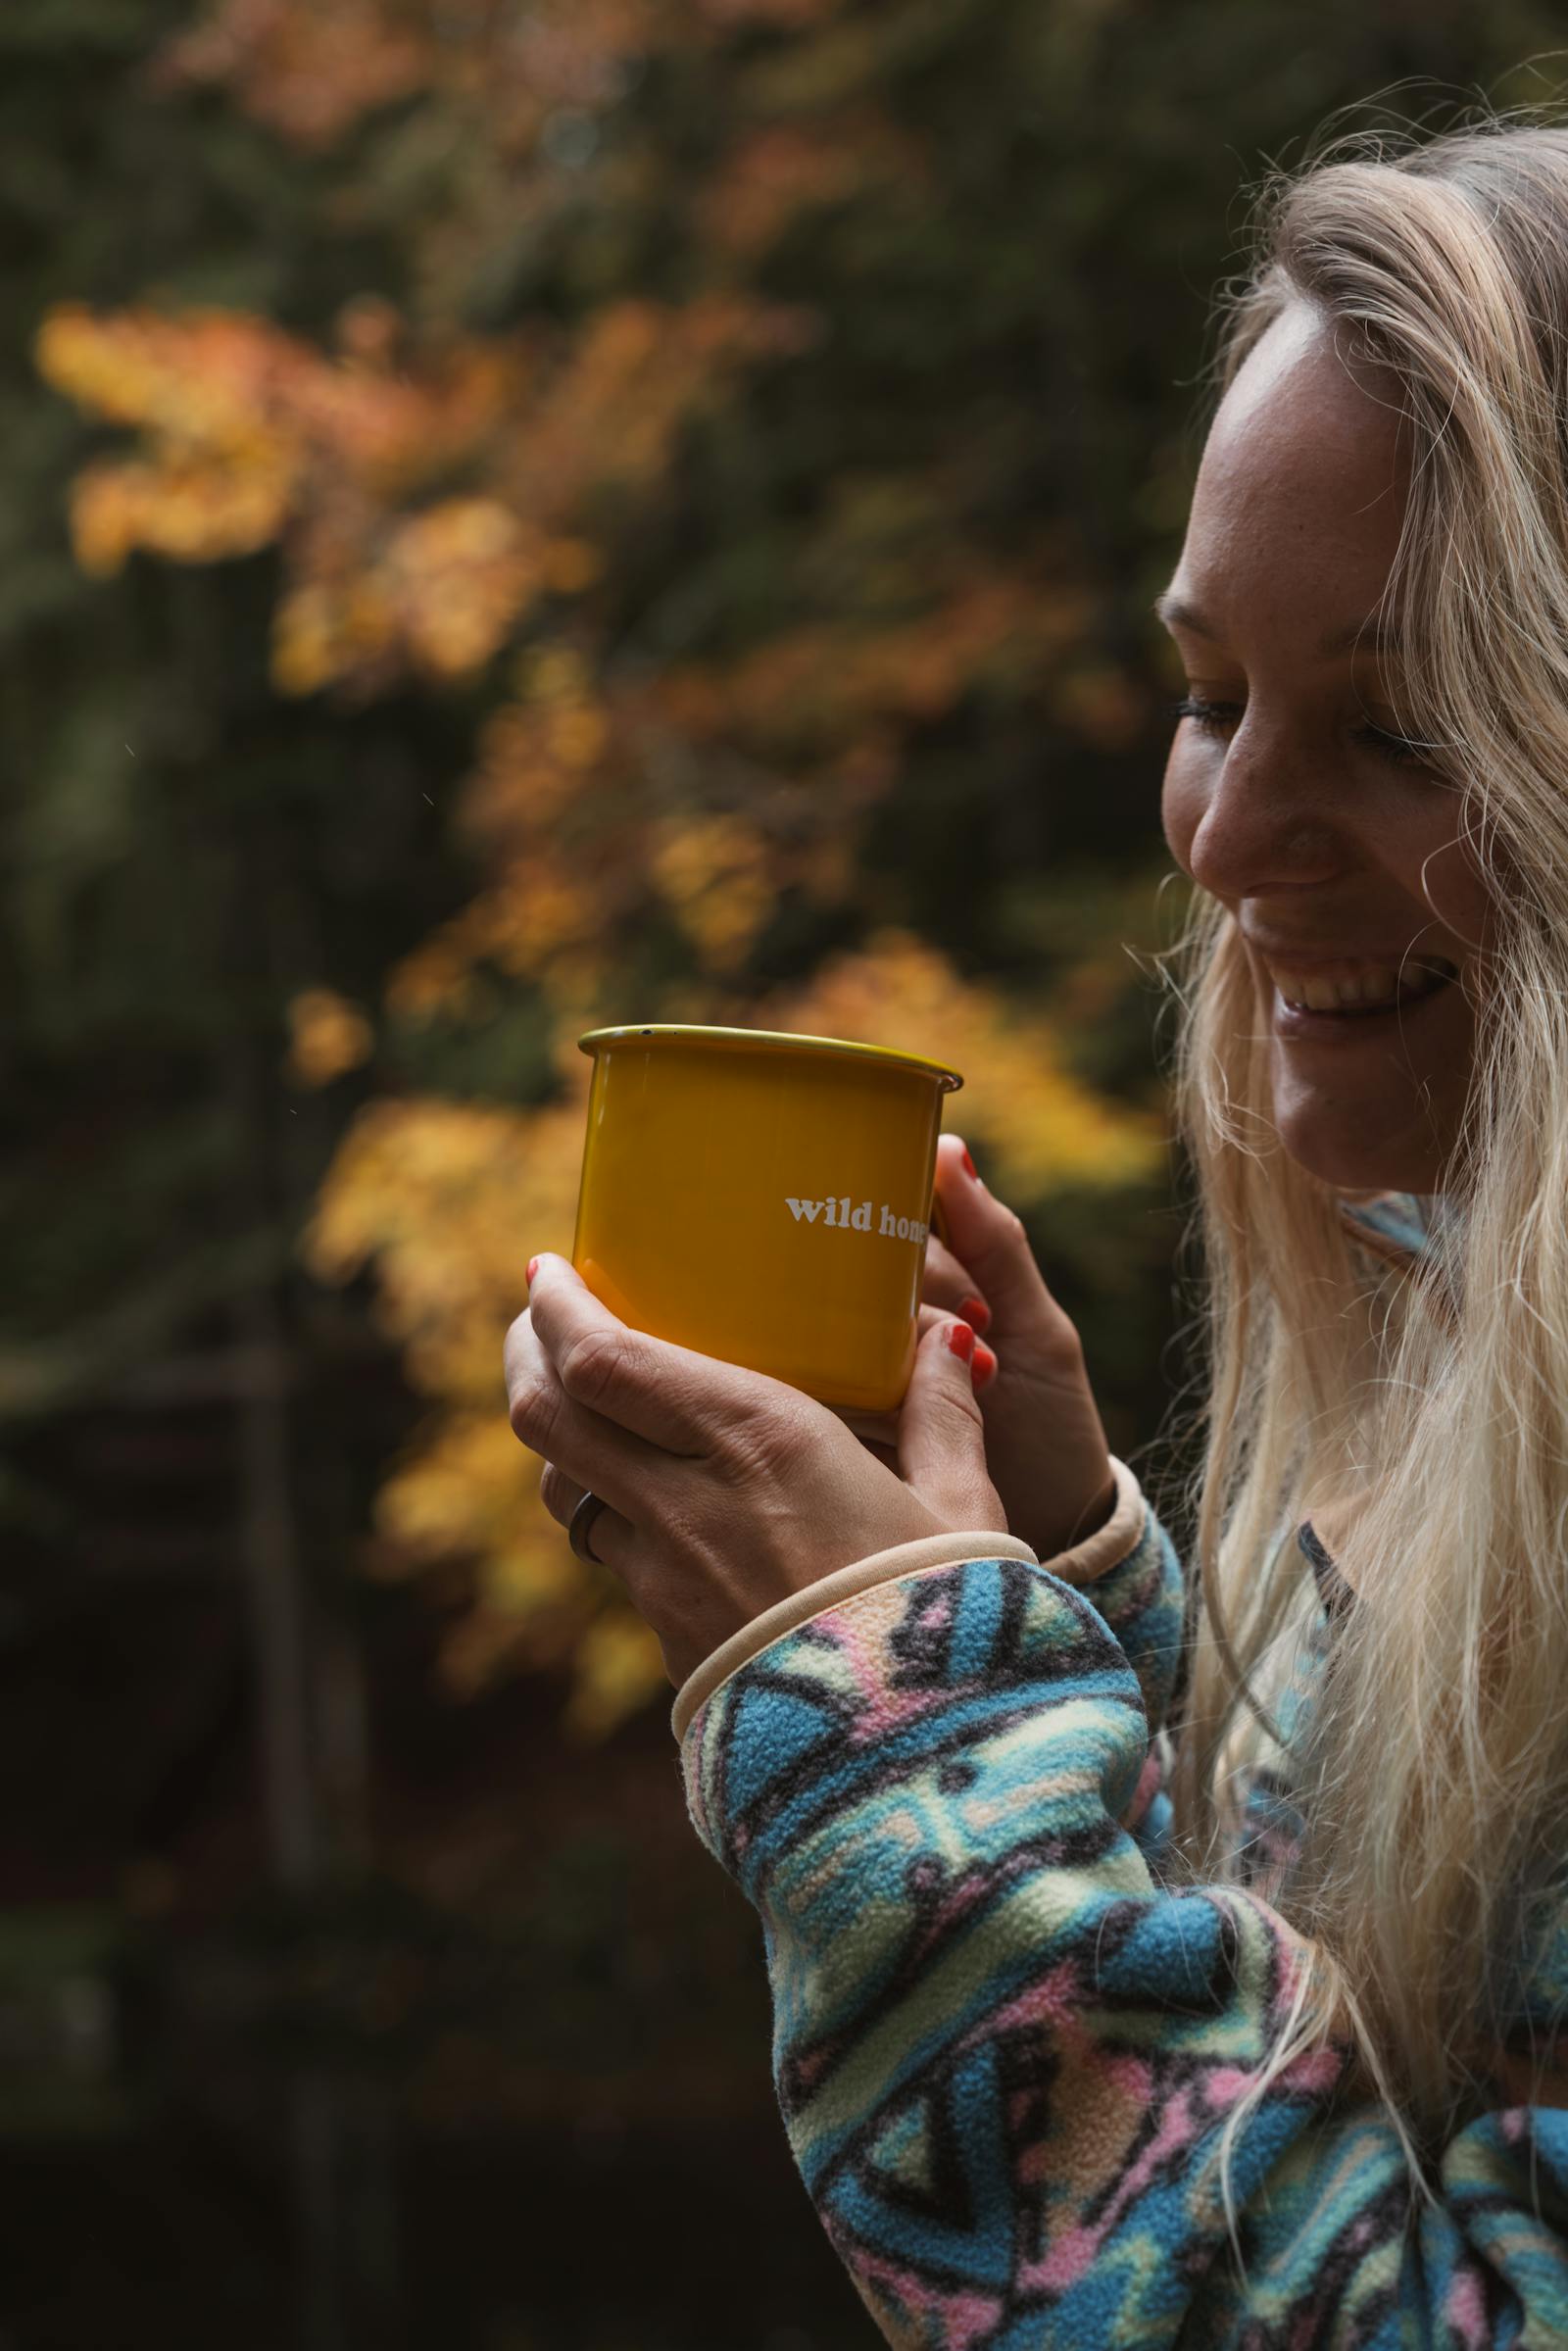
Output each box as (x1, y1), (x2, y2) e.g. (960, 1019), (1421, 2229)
(946, 1320), (976, 1364)
(526, 1256), (539, 1285)
(972, 1341), (999, 1392)
(958, 1294), (991, 1334)
(961, 1147), (979, 1182)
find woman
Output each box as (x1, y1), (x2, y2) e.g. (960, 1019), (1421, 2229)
(506, 121), (1568, 2342)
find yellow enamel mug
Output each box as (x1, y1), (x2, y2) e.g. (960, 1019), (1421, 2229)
(571, 1024), (963, 1415)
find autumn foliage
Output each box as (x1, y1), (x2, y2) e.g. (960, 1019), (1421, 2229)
(38, 0), (1174, 1735)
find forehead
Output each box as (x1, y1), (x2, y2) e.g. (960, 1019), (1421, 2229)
(1179, 305), (1409, 624)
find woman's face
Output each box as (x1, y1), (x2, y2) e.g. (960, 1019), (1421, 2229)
(1158, 303), (1491, 1195)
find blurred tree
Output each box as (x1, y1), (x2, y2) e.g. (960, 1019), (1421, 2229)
(0, 0), (477, 1881)
(32, 0), (1177, 1737)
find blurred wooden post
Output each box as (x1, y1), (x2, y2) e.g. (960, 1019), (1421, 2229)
(234, 1278), (318, 1888)
(222, 799), (323, 1892)
(317, 1559), (371, 1872)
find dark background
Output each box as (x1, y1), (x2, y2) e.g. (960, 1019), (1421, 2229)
(4, 6), (1565, 2344)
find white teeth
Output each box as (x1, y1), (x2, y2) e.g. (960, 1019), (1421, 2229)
(1273, 964), (1398, 1011)
(1268, 959), (1456, 1014)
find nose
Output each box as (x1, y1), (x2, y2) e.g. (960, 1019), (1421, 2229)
(1180, 710), (1348, 902)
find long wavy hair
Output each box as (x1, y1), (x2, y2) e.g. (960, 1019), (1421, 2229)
(1160, 115), (1568, 2194)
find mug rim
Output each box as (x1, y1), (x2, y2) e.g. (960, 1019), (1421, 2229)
(577, 1022), (963, 1091)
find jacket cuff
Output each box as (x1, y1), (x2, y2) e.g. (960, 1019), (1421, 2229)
(1034, 1453), (1146, 1586)
(669, 1527), (1040, 1744)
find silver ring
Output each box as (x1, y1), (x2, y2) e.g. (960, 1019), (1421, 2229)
(568, 1488), (611, 1566)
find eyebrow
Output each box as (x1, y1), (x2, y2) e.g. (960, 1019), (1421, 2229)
(1152, 589), (1403, 660)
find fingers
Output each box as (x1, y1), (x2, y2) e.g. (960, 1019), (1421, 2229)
(921, 1233), (994, 1332)
(917, 1302), (998, 1393)
(834, 1310), (998, 1462)
(536, 1461), (635, 1565)
(897, 1315), (1005, 1528)
(519, 1252), (775, 1456)
(505, 1303), (673, 1523)
(931, 1135), (1077, 1354)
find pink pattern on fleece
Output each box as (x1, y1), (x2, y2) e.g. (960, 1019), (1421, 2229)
(1441, 2267), (1492, 2347)
(844, 2243), (1004, 2351)
(830, 1606), (960, 1743)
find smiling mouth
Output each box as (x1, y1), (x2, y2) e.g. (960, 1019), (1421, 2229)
(1268, 957), (1459, 1016)
(1267, 971), (1461, 1046)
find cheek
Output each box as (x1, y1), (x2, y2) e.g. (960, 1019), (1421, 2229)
(1414, 819), (1494, 958)
(1372, 790), (1495, 982)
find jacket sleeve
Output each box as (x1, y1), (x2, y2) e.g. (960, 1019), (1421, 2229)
(679, 1553), (1568, 2348)
(670, 1455), (1185, 1750)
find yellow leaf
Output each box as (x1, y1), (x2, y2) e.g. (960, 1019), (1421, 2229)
(285, 988), (373, 1088)
(763, 932), (1161, 1197)
(562, 1613), (668, 1743)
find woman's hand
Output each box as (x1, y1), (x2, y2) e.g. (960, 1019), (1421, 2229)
(505, 1253), (1005, 1688)
(921, 1134), (1118, 1562)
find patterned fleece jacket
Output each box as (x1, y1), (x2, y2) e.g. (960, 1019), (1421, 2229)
(670, 1192), (1568, 2348)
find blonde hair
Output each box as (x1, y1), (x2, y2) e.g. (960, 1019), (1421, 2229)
(1160, 115), (1568, 2192)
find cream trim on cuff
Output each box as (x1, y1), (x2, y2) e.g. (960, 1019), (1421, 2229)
(669, 1528), (1039, 1744)
(1036, 1453), (1146, 1587)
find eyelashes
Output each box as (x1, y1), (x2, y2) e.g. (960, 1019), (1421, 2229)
(1168, 694), (1436, 770)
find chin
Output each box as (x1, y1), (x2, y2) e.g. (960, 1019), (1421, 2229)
(1275, 1115), (1445, 1195)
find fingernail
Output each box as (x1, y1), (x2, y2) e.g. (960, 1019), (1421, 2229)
(958, 1294), (990, 1334)
(946, 1320), (976, 1365)
(961, 1147), (980, 1182)
(526, 1256), (540, 1285)
(972, 1341), (999, 1393)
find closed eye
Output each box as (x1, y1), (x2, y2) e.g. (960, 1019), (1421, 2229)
(1168, 694), (1242, 736)
(1355, 723), (1435, 769)
(1167, 695), (1437, 770)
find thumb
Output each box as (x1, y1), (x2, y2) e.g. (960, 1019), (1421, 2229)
(898, 1316), (1007, 1529)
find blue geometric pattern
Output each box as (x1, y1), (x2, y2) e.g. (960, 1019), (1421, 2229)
(677, 1193), (1568, 2342)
